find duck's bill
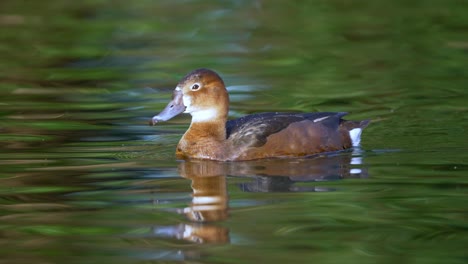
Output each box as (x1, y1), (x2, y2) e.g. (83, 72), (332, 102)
(150, 89), (185, 125)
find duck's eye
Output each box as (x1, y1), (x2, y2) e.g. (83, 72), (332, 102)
(190, 83), (201, 91)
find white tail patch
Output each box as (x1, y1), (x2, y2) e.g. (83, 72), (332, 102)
(349, 128), (363, 147)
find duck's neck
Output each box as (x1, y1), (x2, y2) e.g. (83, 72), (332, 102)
(177, 119), (227, 160)
(184, 108), (228, 141)
(185, 118), (227, 142)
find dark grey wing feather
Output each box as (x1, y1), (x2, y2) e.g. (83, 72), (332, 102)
(225, 112), (347, 148)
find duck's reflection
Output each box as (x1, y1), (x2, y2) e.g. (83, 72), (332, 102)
(231, 150), (368, 192)
(178, 160), (230, 243)
(151, 160), (230, 244)
(152, 150), (367, 244)
(179, 160), (229, 222)
(151, 222), (229, 244)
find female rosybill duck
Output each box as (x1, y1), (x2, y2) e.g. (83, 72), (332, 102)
(151, 68), (369, 161)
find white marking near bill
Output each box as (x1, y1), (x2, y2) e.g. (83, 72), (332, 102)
(182, 95), (192, 113)
(183, 225), (193, 239)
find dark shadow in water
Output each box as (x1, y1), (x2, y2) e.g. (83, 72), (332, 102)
(230, 149), (368, 192)
(151, 149), (368, 244)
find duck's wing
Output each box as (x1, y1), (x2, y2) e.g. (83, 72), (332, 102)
(225, 112), (348, 148)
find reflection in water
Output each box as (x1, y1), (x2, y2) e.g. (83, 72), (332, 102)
(151, 222), (229, 244)
(151, 160), (230, 244)
(178, 160), (229, 243)
(179, 161), (229, 222)
(230, 149), (368, 192)
(153, 150), (367, 244)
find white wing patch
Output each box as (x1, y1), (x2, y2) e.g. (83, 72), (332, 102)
(313, 116), (329, 123)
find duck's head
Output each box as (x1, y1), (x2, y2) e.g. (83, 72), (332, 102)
(151, 68), (229, 125)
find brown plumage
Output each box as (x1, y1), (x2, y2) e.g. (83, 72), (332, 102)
(151, 68), (369, 161)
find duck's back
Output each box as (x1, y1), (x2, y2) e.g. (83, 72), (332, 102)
(225, 112), (369, 160)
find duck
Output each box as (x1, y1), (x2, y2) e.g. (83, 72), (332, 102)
(150, 68), (369, 161)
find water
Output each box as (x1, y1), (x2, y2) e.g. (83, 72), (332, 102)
(1, 1), (467, 263)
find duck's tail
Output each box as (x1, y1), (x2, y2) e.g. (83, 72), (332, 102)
(341, 119), (370, 147)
